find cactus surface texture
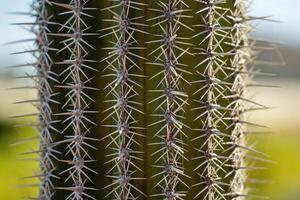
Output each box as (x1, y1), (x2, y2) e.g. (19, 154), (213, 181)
(11, 0), (273, 199)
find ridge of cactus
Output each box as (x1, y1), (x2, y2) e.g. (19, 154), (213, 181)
(147, 0), (193, 199)
(227, 1), (250, 199)
(34, 1), (59, 199)
(48, 1), (99, 199)
(190, 0), (265, 199)
(8, 1), (59, 200)
(191, 1), (234, 199)
(100, 0), (146, 199)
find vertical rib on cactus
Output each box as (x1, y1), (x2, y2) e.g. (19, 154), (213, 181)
(34, 1), (58, 199)
(50, 1), (98, 199)
(191, 0), (267, 199)
(7, 0), (61, 199)
(10, 1), (59, 199)
(147, 0), (192, 199)
(226, 1), (251, 198)
(100, 1), (146, 199)
(191, 0), (245, 199)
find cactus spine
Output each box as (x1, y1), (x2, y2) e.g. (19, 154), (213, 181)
(11, 0), (271, 199)
(48, 1), (100, 199)
(192, 0), (230, 199)
(147, 0), (192, 199)
(36, 0), (57, 198)
(30, 1), (58, 199)
(100, 1), (146, 199)
(227, 2), (249, 199)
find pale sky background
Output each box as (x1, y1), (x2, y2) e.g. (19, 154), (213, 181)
(250, 0), (300, 46)
(0, 0), (300, 67)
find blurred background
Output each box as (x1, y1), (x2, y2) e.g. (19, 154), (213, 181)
(0, 0), (300, 199)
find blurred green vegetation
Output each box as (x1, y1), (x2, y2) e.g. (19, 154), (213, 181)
(0, 121), (38, 199)
(0, 120), (300, 200)
(250, 133), (300, 200)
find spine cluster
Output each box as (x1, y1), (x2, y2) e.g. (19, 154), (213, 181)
(190, 0), (267, 199)
(51, 1), (98, 199)
(227, 1), (251, 199)
(34, 1), (58, 199)
(11, 1), (58, 199)
(191, 0), (251, 199)
(148, 0), (192, 199)
(101, 1), (146, 199)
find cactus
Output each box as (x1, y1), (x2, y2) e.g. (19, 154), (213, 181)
(11, 0), (272, 199)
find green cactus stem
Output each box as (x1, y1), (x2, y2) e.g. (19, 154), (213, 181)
(10, 0), (273, 199)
